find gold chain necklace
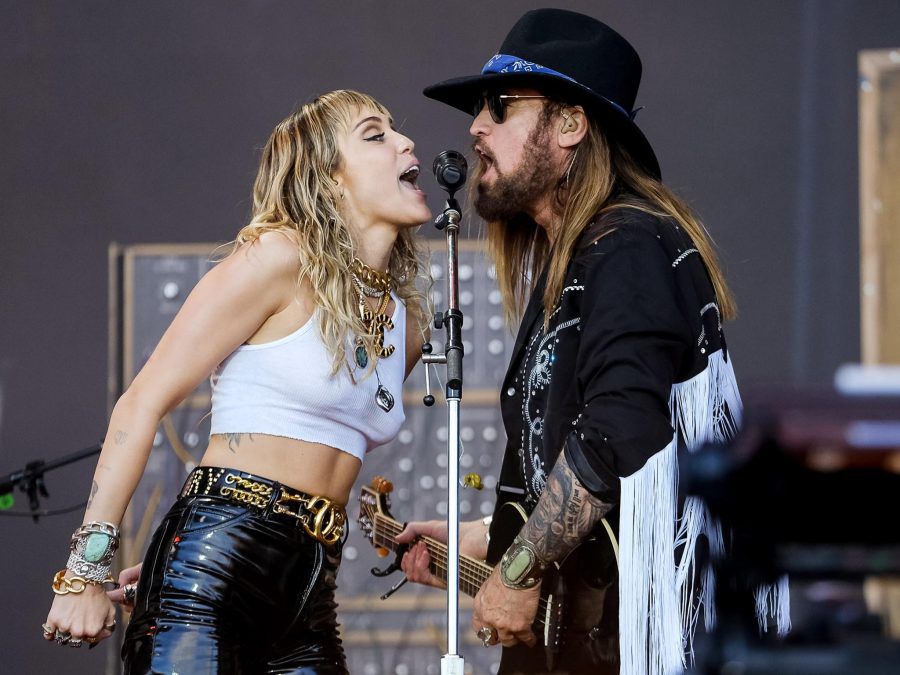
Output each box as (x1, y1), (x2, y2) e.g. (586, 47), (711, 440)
(353, 287), (395, 369)
(350, 258), (395, 296)
(349, 257), (398, 413)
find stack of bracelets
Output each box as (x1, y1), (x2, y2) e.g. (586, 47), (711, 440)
(52, 521), (119, 595)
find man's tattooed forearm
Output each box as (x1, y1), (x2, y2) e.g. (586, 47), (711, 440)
(519, 453), (613, 564)
(87, 480), (99, 509)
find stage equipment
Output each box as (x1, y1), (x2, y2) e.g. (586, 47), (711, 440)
(109, 243), (217, 571)
(682, 382), (900, 674)
(859, 49), (900, 364)
(0, 442), (101, 522)
(421, 149), (468, 675)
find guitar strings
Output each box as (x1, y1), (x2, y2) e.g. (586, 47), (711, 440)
(375, 516), (495, 585)
(373, 518), (489, 589)
(372, 513), (549, 626)
(370, 514), (553, 621)
(371, 530), (553, 622)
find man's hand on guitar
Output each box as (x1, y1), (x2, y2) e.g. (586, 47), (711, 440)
(396, 521), (445, 588)
(396, 519), (489, 589)
(472, 567), (540, 648)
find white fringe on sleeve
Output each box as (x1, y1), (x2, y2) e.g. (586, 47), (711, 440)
(618, 349), (790, 675)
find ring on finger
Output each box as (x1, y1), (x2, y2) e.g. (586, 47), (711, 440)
(41, 623), (55, 638)
(55, 631), (72, 645)
(123, 582), (138, 603)
(67, 638), (84, 648)
(103, 620), (117, 632)
(476, 625), (497, 648)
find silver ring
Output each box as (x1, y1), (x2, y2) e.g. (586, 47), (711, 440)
(67, 638), (84, 648)
(476, 625), (496, 648)
(55, 631), (71, 645)
(123, 582), (138, 604)
(41, 623), (55, 638)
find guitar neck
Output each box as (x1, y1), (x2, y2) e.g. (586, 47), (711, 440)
(372, 513), (492, 597)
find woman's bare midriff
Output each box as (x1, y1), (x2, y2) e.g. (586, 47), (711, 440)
(201, 433), (362, 505)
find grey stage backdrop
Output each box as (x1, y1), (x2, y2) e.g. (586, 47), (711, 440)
(2, 1), (898, 672)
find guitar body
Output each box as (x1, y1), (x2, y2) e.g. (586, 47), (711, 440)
(487, 502), (620, 674)
(358, 478), (620, 674)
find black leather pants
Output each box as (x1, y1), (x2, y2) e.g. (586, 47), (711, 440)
(121, 489), (348, 674)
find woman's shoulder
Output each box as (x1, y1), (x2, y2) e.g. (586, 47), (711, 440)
(225, 230), (301, 280)
(212, 230), (312, 312)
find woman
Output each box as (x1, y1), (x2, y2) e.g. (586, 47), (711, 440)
(43, 89), (430, 673)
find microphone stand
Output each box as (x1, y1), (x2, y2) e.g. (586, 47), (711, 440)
(422, 194), (465, 675)
(0, 442), (102, 522)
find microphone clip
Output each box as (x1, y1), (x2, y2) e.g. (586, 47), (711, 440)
(433, 198), (462, 231)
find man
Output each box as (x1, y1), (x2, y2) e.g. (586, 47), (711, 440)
(398, 9), (786, 674)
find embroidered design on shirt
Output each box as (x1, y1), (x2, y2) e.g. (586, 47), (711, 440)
(696, 302), (722, 348)
(671, 248), (698, 268)
(516, 287), (582, 504)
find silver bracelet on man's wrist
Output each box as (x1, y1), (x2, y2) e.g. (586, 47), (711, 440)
(499, 534), (548, 590)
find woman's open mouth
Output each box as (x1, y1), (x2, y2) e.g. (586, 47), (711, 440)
(399, 165), (421, 192)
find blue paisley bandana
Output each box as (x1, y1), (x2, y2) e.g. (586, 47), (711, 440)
(481, 53), (636, 120)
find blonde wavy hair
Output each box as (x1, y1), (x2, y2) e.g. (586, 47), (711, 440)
(227, 90), (428, 375)
(482, 101), (736, 328)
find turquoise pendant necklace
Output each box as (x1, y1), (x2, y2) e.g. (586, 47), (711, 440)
(355, 339), (368, 369)
(353, 282), (395, 412)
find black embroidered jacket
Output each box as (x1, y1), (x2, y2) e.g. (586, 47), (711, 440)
(496, 207), (729, 508)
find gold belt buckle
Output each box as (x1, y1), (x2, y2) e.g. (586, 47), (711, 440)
(273, 489), (346, 545)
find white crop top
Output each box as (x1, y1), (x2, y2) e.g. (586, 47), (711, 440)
(209, 294), (406, 461)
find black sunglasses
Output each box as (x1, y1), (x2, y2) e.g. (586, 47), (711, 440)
(471, 92), (547, 124)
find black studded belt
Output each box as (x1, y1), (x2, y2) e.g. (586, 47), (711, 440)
(180, 466), (347, 545)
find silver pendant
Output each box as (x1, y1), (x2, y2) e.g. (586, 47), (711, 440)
(375, 385), (394, 412)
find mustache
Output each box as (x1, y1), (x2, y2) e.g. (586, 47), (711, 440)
(472, 141), (494, 163)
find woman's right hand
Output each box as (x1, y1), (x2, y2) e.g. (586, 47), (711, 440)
(106, 563), (142, 609)
(44, 573), (117, 648)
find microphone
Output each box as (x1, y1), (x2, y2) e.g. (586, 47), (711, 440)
(432, 150), (468, 195)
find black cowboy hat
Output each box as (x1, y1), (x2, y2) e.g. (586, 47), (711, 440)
(424, 8), (661, 179)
